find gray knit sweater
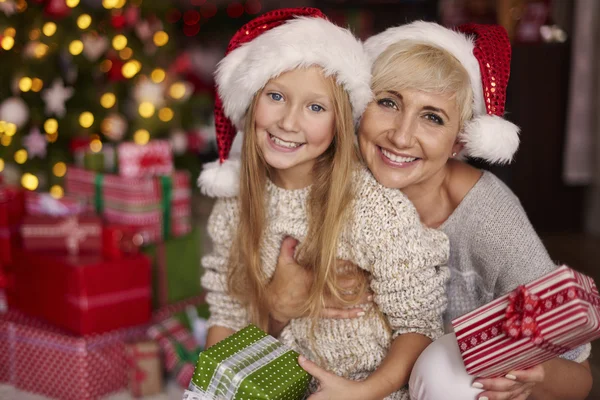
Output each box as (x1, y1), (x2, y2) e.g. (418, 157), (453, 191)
(441, 170), (590, 363)
(201, 165), (450, 400)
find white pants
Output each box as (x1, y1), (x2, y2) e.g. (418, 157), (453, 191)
(409, 333), (484, 400)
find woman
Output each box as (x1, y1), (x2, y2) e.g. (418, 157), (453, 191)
(267, 22), (593, 400)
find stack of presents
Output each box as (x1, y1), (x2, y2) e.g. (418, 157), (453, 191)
(3, 140), (600, 400)
(0, 139), (207, 399)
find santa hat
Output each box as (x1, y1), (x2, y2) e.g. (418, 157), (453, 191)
(198, 8), (372, 197)
(364, 21), (519, 164)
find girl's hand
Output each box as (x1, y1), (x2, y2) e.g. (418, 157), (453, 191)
(298, 356), (374, 400)
(472, 364), (545, 400)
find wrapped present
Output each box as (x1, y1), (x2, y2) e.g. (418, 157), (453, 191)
(183, 325), (310, 400)
(126, 341), (163, 397)
(148, 317), (201, 388)
(12, 251), (151, 335)
(0, 311), (147, 400)
(21, 214), (102, 255)
(143, 227), (202, 308)
(65, 167), (191, 244)
(25, 191), (85, 217)
(118, 140), (173, 178)
(0, 185), (24, 266)
(452, 265), (600, 378)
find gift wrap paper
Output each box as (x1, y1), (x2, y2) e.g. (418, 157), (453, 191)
(183, 325), (310, 400)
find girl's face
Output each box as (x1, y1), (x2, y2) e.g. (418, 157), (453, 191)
(358, 88), (462, 196)
(255, 67), (335, 189)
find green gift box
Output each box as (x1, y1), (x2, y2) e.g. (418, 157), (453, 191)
(142, 227), (203, 309)
(183, 325), (311, 400)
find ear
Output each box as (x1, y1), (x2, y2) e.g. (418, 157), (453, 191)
(452, 140), (464, 156)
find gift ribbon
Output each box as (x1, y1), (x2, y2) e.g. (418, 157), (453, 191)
(94, 173), (104, 215)
(21, 216), (101, 255)
(127, 345), (159, 397)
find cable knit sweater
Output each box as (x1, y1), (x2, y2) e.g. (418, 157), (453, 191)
(441, 170), (591, 363)
(201, 165), (450, 400)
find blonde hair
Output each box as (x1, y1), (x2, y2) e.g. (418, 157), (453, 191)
(227, 68), (367, 331)
(371, 41), (473, 128)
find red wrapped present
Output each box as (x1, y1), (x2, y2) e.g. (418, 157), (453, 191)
(0, 311), (147, 400)
(126, 341), (163, 397)
(118, 140), (174, 178)
(21, 214), (102, 255)
(65, 167), (191, 244)
(148, 317), (200, 388)
(25, 191), (85, 217)
(0, 185), (25, 266)
(452, 265), (600, 378)
(12, 251), (152, 335)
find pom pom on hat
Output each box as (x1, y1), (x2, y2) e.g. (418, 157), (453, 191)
(364, 21), (519, 164)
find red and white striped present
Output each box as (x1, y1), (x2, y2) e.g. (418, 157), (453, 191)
(452, 265), (600, 378)
(118, 140), (173, 178)
(65, 167), (191, 244)
(0, 311), (147, 400)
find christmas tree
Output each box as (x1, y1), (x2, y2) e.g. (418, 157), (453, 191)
(0, 0), (263, 195)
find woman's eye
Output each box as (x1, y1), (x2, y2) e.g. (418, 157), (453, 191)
(268, 93), (283, 101)
(377, 98), (398, 110)
(309, 104), (324, 112)
(424, 113), (444, 125)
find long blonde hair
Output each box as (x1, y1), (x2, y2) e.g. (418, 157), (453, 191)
(227, 69), (364, 331)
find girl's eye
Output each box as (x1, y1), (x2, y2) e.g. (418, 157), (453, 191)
(309, 104), (324, 113)
(377, 98), (398, 110)
(268, 93), (283, 101)
(424, 113), (444, 125)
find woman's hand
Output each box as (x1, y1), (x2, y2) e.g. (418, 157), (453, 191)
(472, 365), (545, 400)
(267, 237), (372, 325)
(299, 356), (375, 400)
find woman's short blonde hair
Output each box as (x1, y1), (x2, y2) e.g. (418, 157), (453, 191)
(371, 40), (474, 128)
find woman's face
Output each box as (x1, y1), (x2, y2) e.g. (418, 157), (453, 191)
(358, 88), (462, 193)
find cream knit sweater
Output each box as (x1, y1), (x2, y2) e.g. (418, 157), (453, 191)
(201, 166), (450, 400)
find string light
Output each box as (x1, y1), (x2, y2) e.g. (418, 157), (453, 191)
(4, 123), (16, 137)
(34, 43), (49, 58)
(4, 28), (16, 37)
(77, 14), (92, 30)
(42, 22), (57, 37)
(102, 0), (119, 9)
(44, 118), (58, 134)
(79, 112), (94, 128)
(29, 29), (41, 41)
(50, 185), (64, 199)
(53, 162), (67, 177)
(19, 77), (32, 92)
(119, 47), (132, 60)
(158, 107), (173, 122)
(69, 40), (84, 55)
(122, 60), (141, 78)
(153, 31), (169, 47)
(21, 173), (39, 191)
(100, 59), (113, 73)
(114, 0), (127, 8)
(46, 132), (58, 143)
(112, 34), (127, 50)
(14, 149), (28, 164)
(169, 82), (187, 99)
(0, 158), (4, 172)
(1, 36), (15, 50)
(1, 135), (11, 146)
(138, 102), (155, 118)
(133, 129), (150, 145)
(31, 78), (44, 92)
(90, 139), (102, 152)
(100, 92), (116, 108)
(151, 68), (165, 83)
(66, 0), (80, 7)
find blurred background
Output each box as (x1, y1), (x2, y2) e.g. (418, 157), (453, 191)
(0, 0), (599, 399)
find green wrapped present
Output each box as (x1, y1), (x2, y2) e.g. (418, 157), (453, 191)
(183, 325), (311, 400)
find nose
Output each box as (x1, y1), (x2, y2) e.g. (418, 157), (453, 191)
(278, 104), (301, 133)
(388, 113), (416, 149)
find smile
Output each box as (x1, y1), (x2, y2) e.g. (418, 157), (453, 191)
(378, 146), (420, 166)
(268, 133), (305, 149)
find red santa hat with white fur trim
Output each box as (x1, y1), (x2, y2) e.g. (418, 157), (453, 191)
(198, 8), (372, 197)
(364, 21), (519, 164)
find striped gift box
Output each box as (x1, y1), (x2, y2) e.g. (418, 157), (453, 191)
(452, 265), (600, 378)
(184, 325), (310, 400)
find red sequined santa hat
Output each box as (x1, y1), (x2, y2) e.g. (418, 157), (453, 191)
(364, 21), (519, 164)
(198, 8), (372, 197)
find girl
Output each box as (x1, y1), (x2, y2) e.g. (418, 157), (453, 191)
(197, 8), (449, 400)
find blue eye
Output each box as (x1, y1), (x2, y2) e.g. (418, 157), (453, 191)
(309, 104), (324, 112)
(268, 93), (283, 101)
(424, 113), (444, 125)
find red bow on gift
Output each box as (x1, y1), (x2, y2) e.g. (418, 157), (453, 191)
(503, 285), (544, 343)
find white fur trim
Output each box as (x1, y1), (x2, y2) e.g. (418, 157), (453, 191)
(216, 17), (372, 128)
(197, 159), (240, 197)
(364, 21), (485, 117)
(461, 115), (520, 164)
